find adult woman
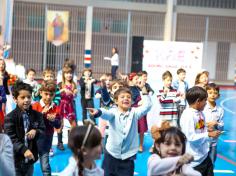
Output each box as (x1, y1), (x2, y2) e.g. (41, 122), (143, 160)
(104, 47), (119, 80)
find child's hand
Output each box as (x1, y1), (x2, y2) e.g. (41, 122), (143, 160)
(208, 130), (221, 138)
(47, 113), (56, 121)
(177, 153), (194, 167)
(42, 106), (50, 114)
(24, 149), (35, 161)
(26, 129), (36, 140)
(207, 121), (218, 127)
(163, 87), (169, 94)
(87, 108), (98, 116)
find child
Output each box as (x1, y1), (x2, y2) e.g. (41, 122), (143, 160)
(4, 81), (45, 176)
(148, 121), (201, 176)
(203, 83), (224, 163)
(0, 121), (16, 176)
(32, 80), (61, 175)
(172, 68), (189, 122)
(59, 122), (104, 176)
(0, 76), (7, 128)
(195, 70), (209, 89)
(33, 68), (61, 106)
(180, 86), (221, 176)
(88, 87), (152, 176)
(58, 66), (77, 149)
(104, 47), (119, 80)
(138, 71), (154, 96)
(79, 68), (97, 123)
(23, 68), (39, 102)
(158, 71), (180, 127)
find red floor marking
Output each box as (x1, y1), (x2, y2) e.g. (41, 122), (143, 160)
(217, 154), (236, 166)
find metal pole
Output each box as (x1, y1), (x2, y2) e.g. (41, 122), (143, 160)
(203, 16), (209, 65)
(125, 11), (131, 74)
(43, 4), (48, 70)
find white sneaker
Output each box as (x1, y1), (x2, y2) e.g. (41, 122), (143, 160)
(49, 148), (54, 157)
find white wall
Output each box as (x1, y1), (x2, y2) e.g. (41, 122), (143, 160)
(228, 43), (236, 80)
(202, 42), (217, 80)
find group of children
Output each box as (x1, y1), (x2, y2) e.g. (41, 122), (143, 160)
(0, 57), (225, 176)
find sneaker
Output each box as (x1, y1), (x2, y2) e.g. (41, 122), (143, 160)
(49, 148), (54, 157)
(57, 143), (65, 151)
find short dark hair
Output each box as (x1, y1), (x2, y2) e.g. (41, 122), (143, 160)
(206, 83), (220, 94)
(113, 87), (132, 100)
(162, 71), (172, 80)
(186, 86), (207, 105)
(12, 81), (33, 99)
(26, 68), (36, 75)
(177, 68), (186, 75)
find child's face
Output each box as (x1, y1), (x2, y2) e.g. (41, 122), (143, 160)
(115, 92), (132, 112)
(105, 76), (112, 89)
(199, 73), (208, 85)
(158, 135), (183, 158)
(64, 72), (73, 81)
(196, 98), (207, 111)
(142, 74), (148, 83)
(111, 83), (123, 95)
(178, 72), (186, 81)
(84, 143), (102, 161)
(14, 90), (32, 111)
(44, 73), (54, 81)
(27, 71), (35, 82)
(163, 76), (172, 88)
(83, 70), (91, 77)
(0, 60), (5, 72)
(40, 90), (55, 105)
(131, 75), (139, 86)
(207, 89), (219, 103)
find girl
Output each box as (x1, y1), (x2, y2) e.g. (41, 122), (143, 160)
(104, 47), (119, 80)
(0, 59), (10, 115)
(195, 70), (209, 89)
(79, 68), (96, 123)
(129, 72), (148, 152)
(59, 122), (104, 176)
(148, 121), (201, 176)
(58, 66), (77, 149)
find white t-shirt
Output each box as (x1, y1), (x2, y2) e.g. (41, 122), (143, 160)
(59, 156), (104, 176)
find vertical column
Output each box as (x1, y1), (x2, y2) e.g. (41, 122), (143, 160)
(0, 0), (7, 46)
(84, 6), (93, 68)
(164, 0), (176, 41)
(235, 64), (236, 86)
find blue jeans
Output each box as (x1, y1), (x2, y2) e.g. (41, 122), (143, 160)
(111, 66), (118, 80)
(39, 152), (51, 176)
(209, 145), (217, 164)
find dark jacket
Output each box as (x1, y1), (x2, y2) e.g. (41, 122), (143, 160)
(79, 76), (97, 99)
(4, 106), (45, 166)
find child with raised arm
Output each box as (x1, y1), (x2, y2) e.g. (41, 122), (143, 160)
(148, 121), (201, 176)
(180, 86), (221, 176)
(203, 83), (224, 164)
(32, 80), (61, 176)
(59, 121), (104, 176)
(4, 81), (45, 176)
(88, 87), (152, 176)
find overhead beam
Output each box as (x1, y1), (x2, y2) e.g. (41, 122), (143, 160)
(15, 0), (166, 13)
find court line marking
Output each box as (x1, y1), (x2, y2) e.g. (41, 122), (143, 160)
(214, 170), (234, 173)
(217, 154), (236, 166)
(224, 140), (236, 143)
(220, 96), (236, 115)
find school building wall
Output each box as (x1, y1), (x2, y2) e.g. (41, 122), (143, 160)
(10, 0), (236, 84)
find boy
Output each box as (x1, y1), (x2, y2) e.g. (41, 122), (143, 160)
(203, 83), (224, 164)
(32, 80), (61, 175)
(158, 71), (180, 127)
(88, 87), (152, 176)
(4, 81), (45, 176)
(172, 68), (189, 120)
(23, 68), (39, 102)
(180, 86), (221, 176)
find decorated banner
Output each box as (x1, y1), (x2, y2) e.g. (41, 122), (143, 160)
(142, 40), (203, 128)
(47, 10), (69, 46)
